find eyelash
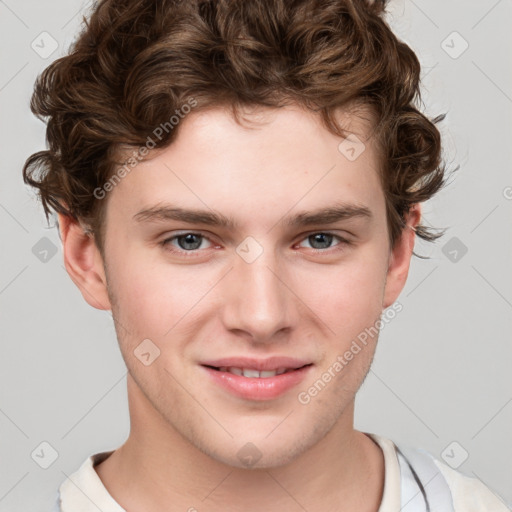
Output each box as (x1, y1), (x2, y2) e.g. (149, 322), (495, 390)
(159, 231), (352, 258)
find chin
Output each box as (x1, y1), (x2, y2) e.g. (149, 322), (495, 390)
(224, 445), (303, 470)
(199, 426), (320, 471)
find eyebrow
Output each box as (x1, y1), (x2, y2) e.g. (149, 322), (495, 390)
(133, 202), (372, 230)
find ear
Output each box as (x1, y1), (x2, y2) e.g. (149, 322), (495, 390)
(57, 213), (111, 311)
(382, 204), (421, 309)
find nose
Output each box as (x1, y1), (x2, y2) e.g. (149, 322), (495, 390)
(219, 247), (296, 343)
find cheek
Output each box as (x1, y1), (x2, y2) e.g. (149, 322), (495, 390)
(106, 250), (217, 342)
(296, 252), (387, 339)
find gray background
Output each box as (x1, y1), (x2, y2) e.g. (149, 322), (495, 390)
(1, 0), (511, 510)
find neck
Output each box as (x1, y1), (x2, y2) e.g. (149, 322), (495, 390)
(94, 374), (384, 512)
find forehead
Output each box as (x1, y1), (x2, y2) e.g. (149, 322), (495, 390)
(170, 102), (377, 165)
(107, 103), (385, 231)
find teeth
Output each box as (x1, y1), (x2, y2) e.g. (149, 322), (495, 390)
(242, 369), (261, 378)
(217, 367), (295, 378)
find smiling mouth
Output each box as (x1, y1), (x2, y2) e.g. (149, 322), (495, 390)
(203, 364), (312, 379)
(201, 362), (314, 400)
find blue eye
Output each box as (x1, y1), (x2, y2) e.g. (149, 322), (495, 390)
(161, 232), (212, 255)
(159, 231), (351, 258)
(298, 232), (345, 250)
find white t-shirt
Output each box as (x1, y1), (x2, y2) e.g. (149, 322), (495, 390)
(52, 432), (511, 511)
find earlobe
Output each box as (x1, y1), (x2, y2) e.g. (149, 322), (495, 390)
(58, 213), (111, 311)
(382, 204), (421, 309)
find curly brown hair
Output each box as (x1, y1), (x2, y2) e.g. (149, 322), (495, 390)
(22, 0), (452, 255)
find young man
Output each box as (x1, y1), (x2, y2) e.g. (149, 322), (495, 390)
(23, 0), (510, 510)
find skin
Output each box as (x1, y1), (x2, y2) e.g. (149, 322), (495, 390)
(59, 103), (420, 512)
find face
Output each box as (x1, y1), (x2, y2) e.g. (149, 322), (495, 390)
(65, 104), (416, 469)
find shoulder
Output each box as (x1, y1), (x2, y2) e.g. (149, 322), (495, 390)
(55, 450), (124, 512)
(366, 432), (511, 512)
(431, 457), (511, 511)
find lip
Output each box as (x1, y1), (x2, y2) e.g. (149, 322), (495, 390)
(200, 357), (313, 401)
(200, 356), (312, 372)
